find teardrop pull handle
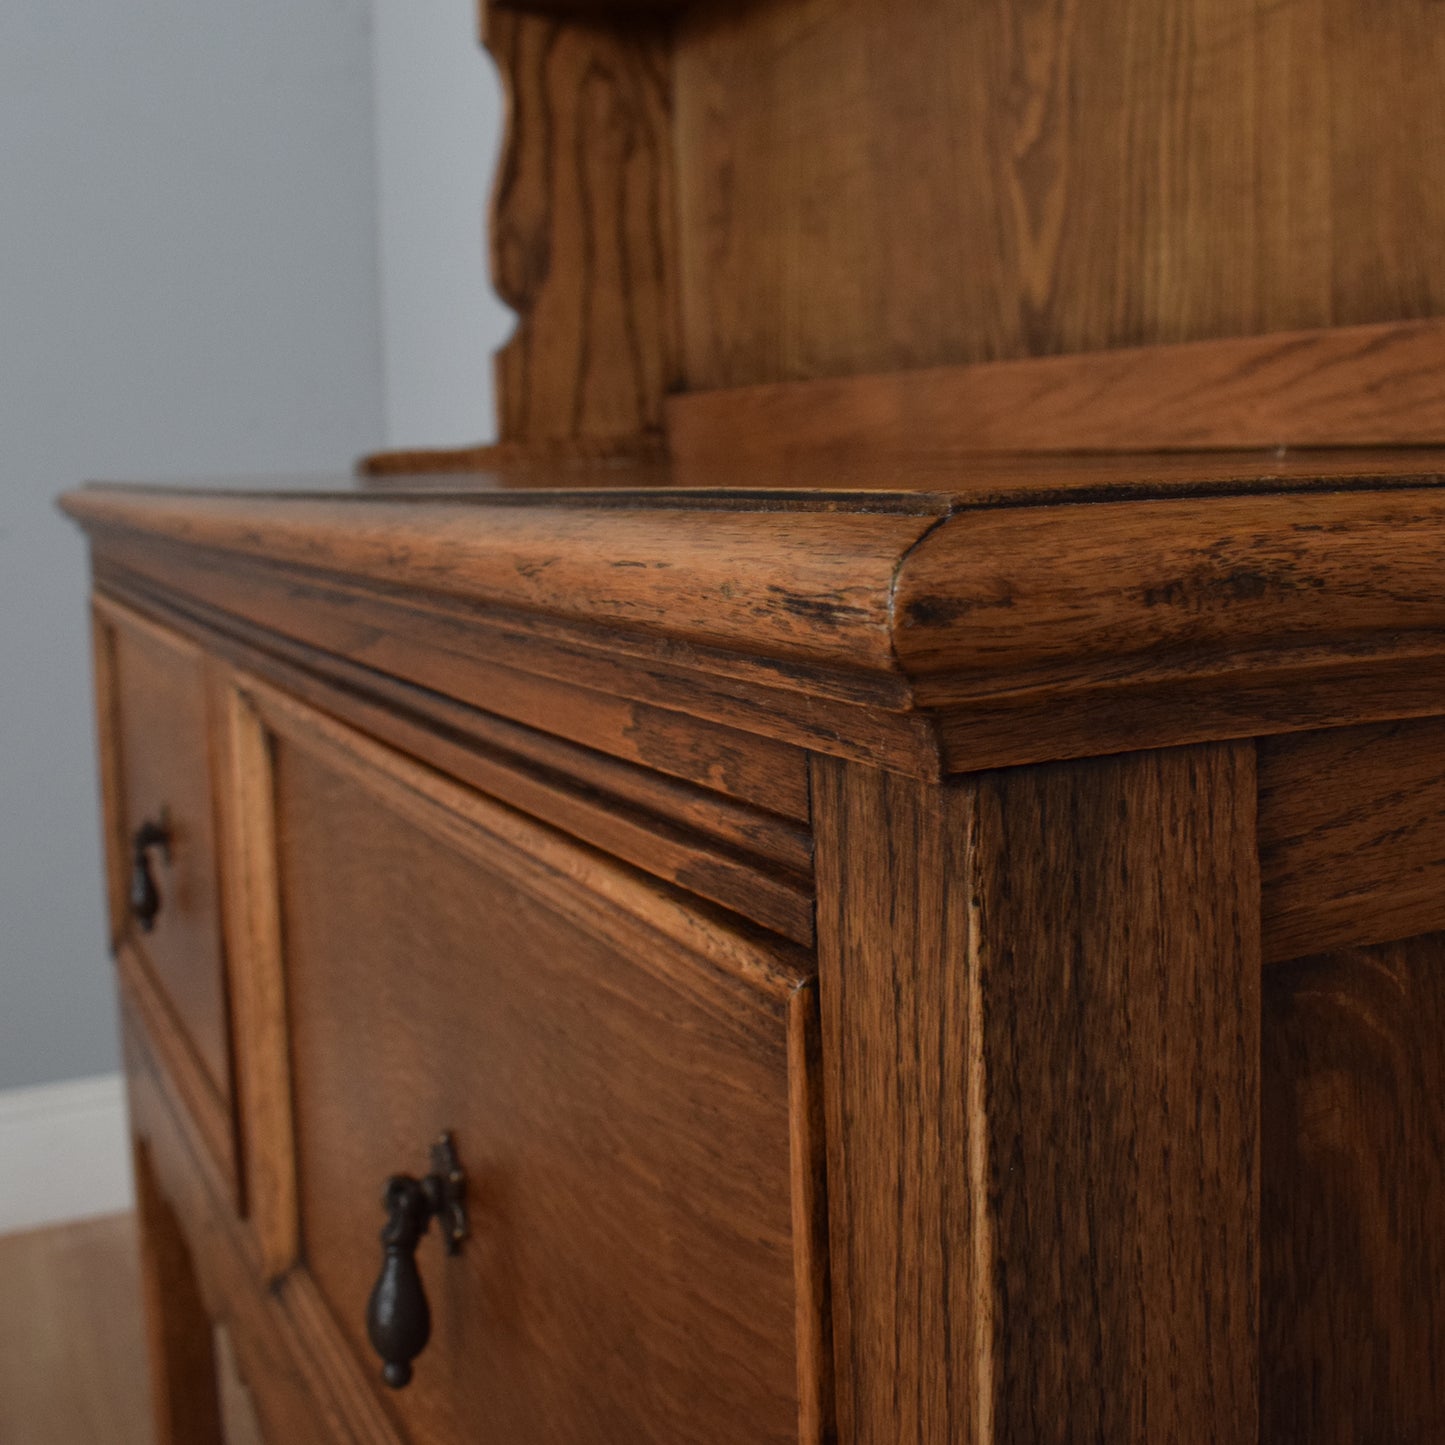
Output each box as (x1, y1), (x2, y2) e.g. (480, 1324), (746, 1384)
(364, 1133), (468, 1390)
(129, 817), (170, 932)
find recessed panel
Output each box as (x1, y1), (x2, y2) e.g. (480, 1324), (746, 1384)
(271, 731), (810, 1444)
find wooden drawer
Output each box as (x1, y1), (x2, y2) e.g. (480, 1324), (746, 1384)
(223, 677), (830, 1445)
(94, 596), (238, 1198)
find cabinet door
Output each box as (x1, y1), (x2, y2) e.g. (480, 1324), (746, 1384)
(222, 676), (829, 1445)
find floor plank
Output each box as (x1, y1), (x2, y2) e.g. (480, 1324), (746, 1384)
(0, 1213), (153, 1445)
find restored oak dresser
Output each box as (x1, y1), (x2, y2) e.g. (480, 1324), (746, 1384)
(64, 0), (1445, 1441)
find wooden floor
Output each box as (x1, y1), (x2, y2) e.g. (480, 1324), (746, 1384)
(0, 1213), (153, 1445)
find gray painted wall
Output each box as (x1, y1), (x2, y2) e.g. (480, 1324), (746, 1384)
(0, 1), (385, 1090)
(371, 0), (511, 448)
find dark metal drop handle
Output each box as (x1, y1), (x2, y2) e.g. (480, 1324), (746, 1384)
(128, 818), (170, 933)
(365, 1134), (468, 1390)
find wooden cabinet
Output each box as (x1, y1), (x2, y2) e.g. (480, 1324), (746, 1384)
(68, 450), (1445, 1444)
(62, 0), (1445, 1440)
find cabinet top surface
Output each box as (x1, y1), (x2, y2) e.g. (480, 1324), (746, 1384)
(63, 445), (1445, 513)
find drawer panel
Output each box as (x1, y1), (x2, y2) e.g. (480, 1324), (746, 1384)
(228, 679), (828, 1445)
(95, 599), (235, 1162)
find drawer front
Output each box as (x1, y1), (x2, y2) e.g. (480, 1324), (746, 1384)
(95, 600), (234, 1131)
(226, 678), (828, 1445)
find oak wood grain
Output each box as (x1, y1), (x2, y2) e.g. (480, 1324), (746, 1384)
(97, 557), (813, 821)
(787, 981), (834, 1445)
(674, 0), (1445, 390)
(813, 745), (1260, 1445)
(901, 487), (1445, 768)
(73, 465), (1445, 695)
(117, 942), (237, 1220)
(216, 683), (297, 1279)
(894, 487), (1445, 681)
(96, 597), (233, 1114)
(669, 318), (1445, 464)
(485, 4), (678, 444)
(205, 638), (816, 944)
(265, 697), (819, 1442)
(927, 650), (1445, 780)
(70, 466), (1445, 778)
(281, 677), (816, 942)
(251, 676), (811, 996)
(87, 535), (939, 776)
(215, 657), (823, 1417)
(1263, 936), (1445, 1442)
(1259, 717), (1445, 963)
(93, 596), (241, 1209)
(67, 487), (933, 677)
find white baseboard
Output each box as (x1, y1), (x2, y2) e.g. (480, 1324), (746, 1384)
(0, 1072), (134, 1236)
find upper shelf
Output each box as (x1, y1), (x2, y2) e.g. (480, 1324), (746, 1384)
(476, 0), (1445, 455)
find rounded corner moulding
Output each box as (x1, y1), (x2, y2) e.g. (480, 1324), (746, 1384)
(892, 484), (1445, 679)
(59, 485), (933, 677)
